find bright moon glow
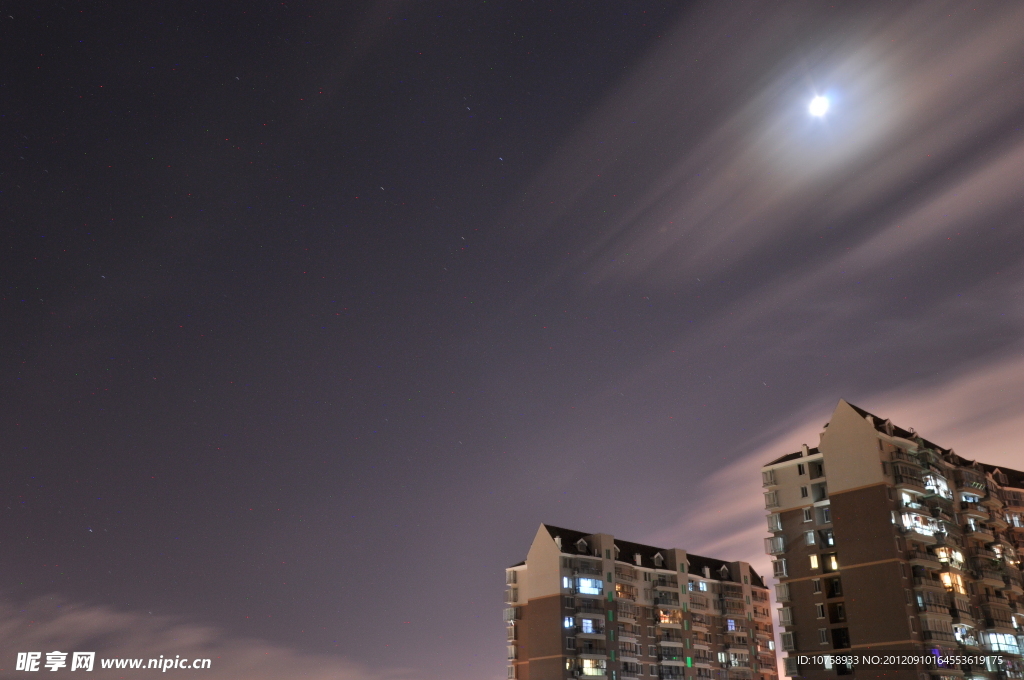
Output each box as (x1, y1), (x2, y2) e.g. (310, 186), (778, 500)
(809, 96), (830, 117)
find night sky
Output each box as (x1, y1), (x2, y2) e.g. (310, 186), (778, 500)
(4, 2), (1024, 678)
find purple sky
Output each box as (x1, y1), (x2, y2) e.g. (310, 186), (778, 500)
(4, 2), (1024, 678)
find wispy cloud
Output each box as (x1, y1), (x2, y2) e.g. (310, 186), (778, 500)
(0, 597), (414, 680)
(649, 351), (1024, 576)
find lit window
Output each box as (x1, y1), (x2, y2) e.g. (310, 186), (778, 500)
(581, 619), (596, 634)
(564, 616), (575, 628)
(805, 531), (816, 545)
(577, 578), (603, 595)
(810, 555), (819, 569)
(727, 619), (737, 631)
(563, 577), (571, 589)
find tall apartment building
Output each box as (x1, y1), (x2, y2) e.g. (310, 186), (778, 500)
(762, 400), (1024, 680)
(505, 524), (778, 680)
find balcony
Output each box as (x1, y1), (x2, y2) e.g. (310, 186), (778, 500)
(575, 599), (605, 615)
(916, 601), (953, 617)
(913, 576), (947, 591)
(692, 634), (713, 648)
(981, 493), (1003, 510)
(895, 470), (926, 492)
(577, 643), (606, 659)
(963, 525), (996, 542)
(615, 569), (637, 583)
(981, 612), (1016, 633)
(658, 634), (684, 645)
(655, 578), (680, 590)
(982, 593), (1010, 607)
(891, 450), (922, 466)
(969, 547), (999, 560)
(724, 635), (750, 649)
(653, 593), (681, 607)
(722, 584), (745, 600)
(976, 569), (1008, 588)
(618, 643), (641, 659)
(956, 472), (987, 492)
(575, 564), (602, 576)
(908, 550), (942, 568)
(922, 630), (958, 644)
(1003, 574), (1023, 595)
(617, 603), (639, 621)
(762, 470), (777, 487)
(618, 625), (640, 640)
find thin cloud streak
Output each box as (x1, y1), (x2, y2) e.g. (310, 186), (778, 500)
(650, 350), (1024, 578)
(0, 597), (413, 680)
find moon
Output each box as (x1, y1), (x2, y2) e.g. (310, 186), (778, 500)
(809, 96), (830, 117)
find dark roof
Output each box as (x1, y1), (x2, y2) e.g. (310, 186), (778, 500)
(845, 401), (949, 451)
(979, 463), (1024, 490)
(764, 447), (819, 467)
(542, 524), (767, 588)
(799, 401), (1024, 488)
(507, 560), (526, 568)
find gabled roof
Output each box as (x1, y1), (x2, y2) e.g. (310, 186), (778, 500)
(765, 447), (818, 466)
(780, 400), (1024, 487)
(979, 463), (1024, 490)
(541, 524), (766, 588)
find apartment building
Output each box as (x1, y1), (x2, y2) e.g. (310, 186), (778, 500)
(505, 524), (777, 680)
(762, 399), (1024, 680)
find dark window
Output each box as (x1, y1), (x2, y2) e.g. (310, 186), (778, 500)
(831, 628), (851, 649)
(797, 464), (806, 475)
(827, 578), (843, 598)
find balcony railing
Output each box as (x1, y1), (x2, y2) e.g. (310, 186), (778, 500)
(922, 630), (957, 643)
(575, 599), (604, 614)
(655, 578), (680, 589)
(615, 569), (637, 582)
(913, 576), (945, 589)
(963, 525), (995, 539)
(916, 602), (952, 615)
(907, 550), (940, 565)
(977, 569), (1007, 584)
(576, 626), (606, 636)
(961, 501), (989, 515)
(969, 547), (999, 560)
(982, 593), (1010, 606)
